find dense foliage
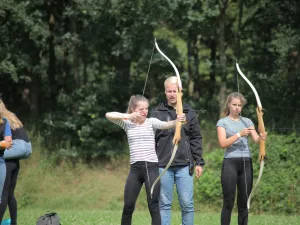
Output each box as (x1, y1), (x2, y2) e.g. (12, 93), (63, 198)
(1, 0), (300, 213)
(1, 0), (299, 158)
(1, 0), (299, 159)
(195, 133), (300, 214)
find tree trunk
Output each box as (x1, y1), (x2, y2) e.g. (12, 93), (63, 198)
(48, 12), (56, 108)
(70, 18), (80, 87)
(218, 0), (228, 115)
(187, 28), (200, 99)
(64, 0), (80, 89)
(29, 72), (40, 118)
(236, 0), (243, 61)
(236, 0), (244, 90)
(111, 55), (131, 109)
(209, 37), (217, 102)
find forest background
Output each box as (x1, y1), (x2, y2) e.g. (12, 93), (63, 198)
(0, 0), (299, 220)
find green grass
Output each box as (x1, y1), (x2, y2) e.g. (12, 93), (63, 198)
(3, 209), (300, 225)
(4, 133), (299, 224)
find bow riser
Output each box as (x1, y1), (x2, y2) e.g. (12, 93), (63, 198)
(257, 107), (266, 161)
(173, 90), (183, 144)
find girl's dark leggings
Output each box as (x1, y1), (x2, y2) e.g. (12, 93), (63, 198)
(121, 161), (161, 225)
(221, 157), (253, 225)
(0, 159), (20, 225)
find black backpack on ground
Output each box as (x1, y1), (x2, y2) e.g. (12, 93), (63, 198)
(36, 212), (61, 225)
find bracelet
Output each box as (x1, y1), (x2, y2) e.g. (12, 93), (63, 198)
(0, 141), (6, 148)
(236, 132), (241, 138)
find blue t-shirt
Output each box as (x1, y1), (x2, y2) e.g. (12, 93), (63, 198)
(216, 116), (254, 158)
(0, 118), (12, 157)
(3, 118), (12, 136)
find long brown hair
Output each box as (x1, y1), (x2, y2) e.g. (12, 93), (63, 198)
(222, 92), (247, 117)
(0, 99), (23, 130)
(126, 95), (149, 114)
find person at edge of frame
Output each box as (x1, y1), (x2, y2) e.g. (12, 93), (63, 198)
(0, 116), (12, 203)
(0, 96), (32, 225)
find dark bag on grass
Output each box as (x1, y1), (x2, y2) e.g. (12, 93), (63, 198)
(36, 212), (61, 225)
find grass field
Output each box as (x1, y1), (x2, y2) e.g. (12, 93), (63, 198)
(4, 135), (299, 225)
(3, 209), (300, 225)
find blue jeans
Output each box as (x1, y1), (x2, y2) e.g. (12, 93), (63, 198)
(0, 156), (6, 203)
(4, 140), (32, 160)
(159, 166), (194, 225)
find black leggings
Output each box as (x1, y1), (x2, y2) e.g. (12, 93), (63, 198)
(221, 158), (253, 225)
(0, 159), (20, 225)
(121, 161), (161, 225)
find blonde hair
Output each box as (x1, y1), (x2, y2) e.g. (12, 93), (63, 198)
(164, 76), (178, 89)
(126, 95), (149, 114)
(0, 100), (23, 130)
(222, 92), (247, 117)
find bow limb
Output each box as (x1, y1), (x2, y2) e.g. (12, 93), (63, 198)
(247, 160), (264, 210)
(150, 39), (183, 197)
(236, 62), (266, 161)
(236, 62), (266, 210)
(154, 39), (183, 91)
(150, 144), (178, 196)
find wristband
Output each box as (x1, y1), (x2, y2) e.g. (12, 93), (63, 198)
(0, 141), (6, 148)
(236, 132), (241, 138)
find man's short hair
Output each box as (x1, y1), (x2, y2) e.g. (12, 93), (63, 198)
(164, 76), (178, 89)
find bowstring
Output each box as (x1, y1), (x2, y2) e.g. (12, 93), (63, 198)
(236, 59), (250, 209)
(142, 42), (155, 96)
(143, 41), (156, 198)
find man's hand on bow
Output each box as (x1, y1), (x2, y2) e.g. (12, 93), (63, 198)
(176, 114), (186, 123)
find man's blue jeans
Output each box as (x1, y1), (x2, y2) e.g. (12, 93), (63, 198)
(159, 166), (194, 225)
